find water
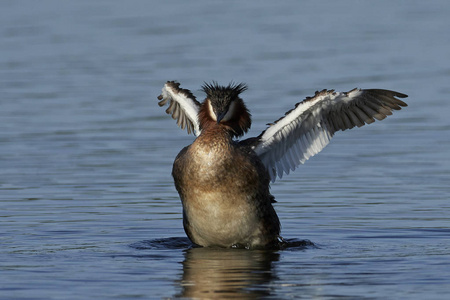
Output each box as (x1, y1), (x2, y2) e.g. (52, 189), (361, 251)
(1, 1), (449, 299)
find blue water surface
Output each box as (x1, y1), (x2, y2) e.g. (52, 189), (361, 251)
(1, 1), (449, 299)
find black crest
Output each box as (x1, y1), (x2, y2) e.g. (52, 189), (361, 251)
(202, 81), (248, 107)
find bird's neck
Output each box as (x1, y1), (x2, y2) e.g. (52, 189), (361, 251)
(198, 121), (234, 143)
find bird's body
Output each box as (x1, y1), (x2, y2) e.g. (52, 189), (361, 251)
(157, 81), (407, 248)
(172, 127), (280, 248)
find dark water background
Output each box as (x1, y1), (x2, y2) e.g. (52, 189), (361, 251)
(1, 1), (449, 299)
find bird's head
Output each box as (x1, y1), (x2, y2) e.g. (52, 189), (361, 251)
(199, 81), (251, 137)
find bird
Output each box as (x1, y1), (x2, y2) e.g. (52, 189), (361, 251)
(157, 81), (407, 249)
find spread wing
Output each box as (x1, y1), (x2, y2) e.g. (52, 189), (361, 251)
(250, 88), (408, 182)
(157, 81), (201, 136)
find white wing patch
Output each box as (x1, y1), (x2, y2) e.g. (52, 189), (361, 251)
(253, 88), (407, 182)
(158, 81), (201, 136)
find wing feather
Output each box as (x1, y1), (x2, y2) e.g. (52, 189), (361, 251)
(250, 88), (407, 182)
(157, 81), (201, 136)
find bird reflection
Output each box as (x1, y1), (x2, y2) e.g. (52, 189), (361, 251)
(176, 247), (279, 299)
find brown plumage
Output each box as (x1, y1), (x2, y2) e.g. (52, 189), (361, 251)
(158, 81), (408, 248)
(172, 83), (280, 248)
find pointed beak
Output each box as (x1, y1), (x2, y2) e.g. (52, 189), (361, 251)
(216, 111), (226, 124)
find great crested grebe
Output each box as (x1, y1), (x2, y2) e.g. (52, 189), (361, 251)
(157, 81), (407, 248)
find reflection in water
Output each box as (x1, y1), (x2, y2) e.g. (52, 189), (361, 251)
(177, 247), (279, 299)
(131, 238), (314, 298)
